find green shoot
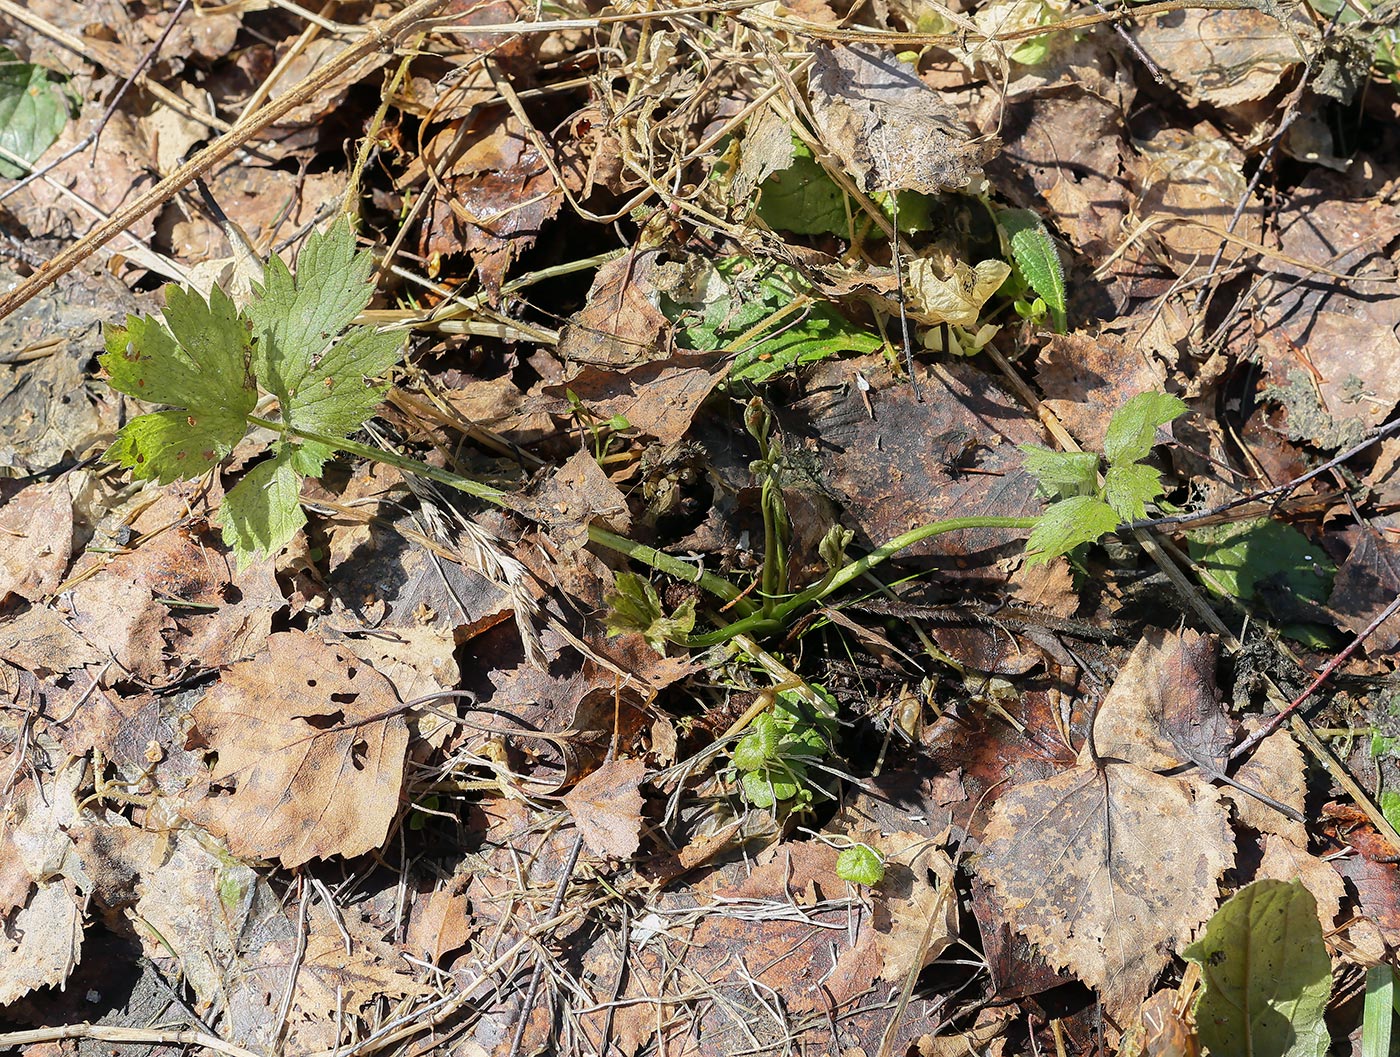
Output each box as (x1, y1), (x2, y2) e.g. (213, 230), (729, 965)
(102, 219), (407, 567)
(1363, 965), (1395, 1057)
(1021, 391), (1187, 565)
(729, 685), (838, 810)
(836, 844), (886, 886)
(997, 208), (1067, 333)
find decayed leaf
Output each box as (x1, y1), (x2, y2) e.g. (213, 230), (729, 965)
(1227, 723), (1307, 841)
(977, 631), (1235, 1019)
(132, 829), (294, 1046)
(978, 762), (1231, 1019)
(563, 757), (646, 859)
(0, 479), (73, 604)
(807, 43), (992, 193)
(181, 630), (408, 867)
(0, 751), (87, 1005)
(1091, 628), (1235, 773)
(0, 881), (85, 1005)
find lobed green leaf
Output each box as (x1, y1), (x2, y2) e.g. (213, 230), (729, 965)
(219, 446), (306, 568)
(1103, 461), (1164, 522)
(1103, 391), (1187, 466)
(1023, 495), (1119, 565)
(1020, 445), (1098, 499)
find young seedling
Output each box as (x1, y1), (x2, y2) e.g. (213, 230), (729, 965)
(728, 684), (838, 811)
(100, 218), (504, 568)
(997, 208), (1067, 334)
(1020, 390), (1188, 564)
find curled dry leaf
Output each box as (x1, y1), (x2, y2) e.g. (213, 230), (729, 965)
(181, 630), (408, 867)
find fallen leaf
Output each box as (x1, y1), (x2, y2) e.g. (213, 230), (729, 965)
(555, 248), (672, 368)
(1091, 628), (1236, 773)
(978, 761), (1231, 1021)
(0, 479), (73, 604)
(563, 757), (647, 859)
(807, 43), (992, 193)
(181, 630), (409, 866)
(132, 829), (294, 1046)
(1134, 7), (1308, 108)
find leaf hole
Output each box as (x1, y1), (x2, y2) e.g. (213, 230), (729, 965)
(330, 692), (358, 706)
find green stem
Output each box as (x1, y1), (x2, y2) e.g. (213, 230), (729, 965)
(586, 527), (758, 618)
(247, 414), (510, 506)
(768, 516), (1039, 625)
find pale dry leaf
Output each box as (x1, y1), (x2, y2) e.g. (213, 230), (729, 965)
(133, 829), (294, 1047)
(977, 761), (1232, 1020)
(1226, 723), (1307, 843)
(906, 258), (1011, 328)
(869, 831), (958, 983)
(0, 479), (73, 604)
(1092, 628), (1235, 773)
(807, 43), (992, 194)
(181, 630), (408, 866)
(1258, 832), (1345, 934)
(563, 757), (646, 859)
(0, 880), (85, 1005)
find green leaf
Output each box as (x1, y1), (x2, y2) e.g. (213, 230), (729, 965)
(742, 764), (801, 807)
(1363, 965), (1394, 1057)
(247, 218), (388, 410)
(836, 845), (886, 886)
(1186, 518), (1335, 606)
(603, 571), (695, 651)
(998, 209), (1066, 333)
(733, 714), (781, 772)
(100, 285), (256, 483)
(754, 138), (851, 236)
(219, 446), (306, 568)
(1102, 391), (1188, 466)
(1020, 445), (1098, 499)
(1382, 791), (1400, 834)
(1183, 879), (1332, 1057)
(1023, 495), (1119, 565)
(1103, 461), (1165, 522)
(662, 257), (880, 385)
(0, 50), (72, 179)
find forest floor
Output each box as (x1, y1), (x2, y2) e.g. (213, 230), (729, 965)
(1, 0), (1400, 1054)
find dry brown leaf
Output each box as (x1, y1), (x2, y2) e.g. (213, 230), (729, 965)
(181, 630), (408, 867)
(1258, 833), (1345, 934)
(1134, 7), (1307, 108)
(0, 881), (85, 1006)
(555, 249), (672, 368)
(0, 753), (88, 1005)
(977, 758), (1232, 1020)
(1226, 723), (1307, 842)
(563, 757), (646, 859)
(0, 479), (73, 604)
(132, 829), (293, 1047)
(1091, 628), (1235, 773)
(807, 44), (991, 193)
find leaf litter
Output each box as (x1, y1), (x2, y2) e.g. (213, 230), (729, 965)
(2, 0), (1400, 1054)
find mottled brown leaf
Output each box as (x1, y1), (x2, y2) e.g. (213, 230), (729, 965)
(807, 44), (991, 193)
(563, 757), (646, 859)
(181, 630), (408, 867)
(977, 759), (1232, 1020)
